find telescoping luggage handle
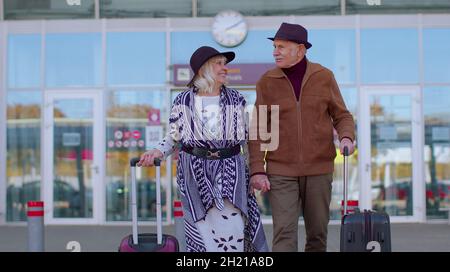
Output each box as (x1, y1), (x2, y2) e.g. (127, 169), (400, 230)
(343, 147), (349, 216)
(130, 157), (162, 246)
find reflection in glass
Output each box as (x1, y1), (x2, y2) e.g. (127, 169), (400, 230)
(6, 92), (42, 221)
(106, 90), (168, 221)
(424, 87), (450, 219)
(53, 98), (94, 218)
(370, 94), (413, 216)
(8, 34), (41, 88)
(100, 0), (192, 18)
(4, 0), (95, 20)
(46, 33), (102, 87)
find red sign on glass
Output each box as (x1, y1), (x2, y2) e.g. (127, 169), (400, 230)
(148, 109), (161, 126)
(132, 130), (141, 139)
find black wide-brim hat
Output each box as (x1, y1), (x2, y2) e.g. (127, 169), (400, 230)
(268, 22), (312, 49)
(187, 46), (235, 87)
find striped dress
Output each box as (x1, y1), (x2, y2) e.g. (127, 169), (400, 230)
(156, 86), (268, 252)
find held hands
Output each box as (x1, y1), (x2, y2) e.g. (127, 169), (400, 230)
(250, 174), (271, 194)
(137, 149), (163, 167)
(339, 137), (355, 155)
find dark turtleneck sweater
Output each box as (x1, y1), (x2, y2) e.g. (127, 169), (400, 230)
(282, 57), (307, 101)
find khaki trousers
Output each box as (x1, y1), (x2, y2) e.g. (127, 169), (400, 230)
(268, 174), (333, 252)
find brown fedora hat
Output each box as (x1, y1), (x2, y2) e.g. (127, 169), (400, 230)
(187, 46), (235, 87)
(268, 22), (312, 49)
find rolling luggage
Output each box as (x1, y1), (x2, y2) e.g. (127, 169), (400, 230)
(340, 147), (392, 252)
(119, 157), (179, 252)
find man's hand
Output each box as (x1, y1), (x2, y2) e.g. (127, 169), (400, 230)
(339, 137), (355, 155)
(250, 174), (271, 194)
(137, 149), (163, 167)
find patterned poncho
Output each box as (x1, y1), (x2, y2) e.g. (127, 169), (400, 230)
(159, 86), (268, 252)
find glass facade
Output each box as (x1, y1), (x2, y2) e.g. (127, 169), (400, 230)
(308, 29), (356, 84)
(347, 0), (450, 14)
(1, 10), (450, 224)
(46, 33), (102, 87)
(424, 87), (450, 219)
(423, 29), (450, 84)
(197, 0), (341, 16)
(106, 90), (169, 221)
(100, 0), (192, 18)
(6, 92), (42, 221)
(361, 29), (419, 84)
(8, 35), (41, 88)
(4, 1), (450, 20)
(107, 32), (166, 86)
(369, 94), (414, 216)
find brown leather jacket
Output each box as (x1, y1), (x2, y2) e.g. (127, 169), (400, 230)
(248, 60), (355, 177)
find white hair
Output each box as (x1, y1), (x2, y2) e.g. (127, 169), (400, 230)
(193, 55), (227, 94)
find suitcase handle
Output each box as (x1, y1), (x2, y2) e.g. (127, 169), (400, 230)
(130, 157), (161, 166)
(129, 157), (162, 245)
(343, 146), (349, 216)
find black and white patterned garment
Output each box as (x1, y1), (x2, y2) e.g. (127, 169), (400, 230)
(155, 86), (268, 252)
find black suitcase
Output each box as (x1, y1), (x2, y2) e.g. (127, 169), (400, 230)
(119, 157), (179, 252)
(340, 147), (392, 252)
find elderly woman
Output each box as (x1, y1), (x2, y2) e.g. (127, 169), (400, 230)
(138, 46), (268, 252)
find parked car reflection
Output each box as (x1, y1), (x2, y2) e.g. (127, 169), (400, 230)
(6, 180), (92, 220)
(106, 179), (166, 221)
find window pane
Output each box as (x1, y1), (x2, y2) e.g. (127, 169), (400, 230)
(107, 32), (166, 86)
(100, 0), (192, 18)
(8, 35), (41, 88)
(309, 30), (356, 84)
(361, 29), (418, 84)
(331, 88), (359, 220)
(7, 91), (42, 222)
(424, 29), (450, 84)
(4, 0), (95, 20)
(105, 90), (169, 221)
(424, 87), (450, 220)
(46, 33), (102, 87)
(370, 94), (414, 216)
(347, 0), (450, 14)
(198, 0), (341, 16)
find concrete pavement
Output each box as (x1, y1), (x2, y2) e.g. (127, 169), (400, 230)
(0, 223), (449, 252)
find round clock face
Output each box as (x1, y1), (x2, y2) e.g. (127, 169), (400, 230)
(212, 10), (248, 48)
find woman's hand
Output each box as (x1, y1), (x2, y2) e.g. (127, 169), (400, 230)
(137, 149), (164, 167)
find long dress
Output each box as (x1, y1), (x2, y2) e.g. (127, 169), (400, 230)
(156, 86), (268, 252)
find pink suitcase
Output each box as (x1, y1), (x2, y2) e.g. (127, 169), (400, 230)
(119, 158), (179, 252)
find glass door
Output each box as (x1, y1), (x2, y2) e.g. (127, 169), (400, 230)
(360, 86), (425, 222)
(43, 90), (103, 224)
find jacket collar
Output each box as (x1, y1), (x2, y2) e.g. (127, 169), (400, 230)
(265, 59), (325, 89)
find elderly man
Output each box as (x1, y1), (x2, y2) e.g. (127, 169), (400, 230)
(249, 22), (355, 252)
